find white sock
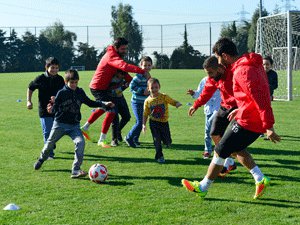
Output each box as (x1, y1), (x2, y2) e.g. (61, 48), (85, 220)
(250, 166), (264, 183)
(99, 133), (107, 142)
(81, 122), (90, 130)
(199, 176), (214, 191)
(223, 157), (235, 168)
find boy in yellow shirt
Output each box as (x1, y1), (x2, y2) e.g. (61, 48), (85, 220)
(142, 78), (182, 163)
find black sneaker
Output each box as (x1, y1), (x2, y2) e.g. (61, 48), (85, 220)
(117, 133), (123, 142)
(124, 136), (136, 148)
(111, 140), (119, 147)
(134, 141), (141, 147)
(34, 158), (44, 170)
(157, 157), (165, 163)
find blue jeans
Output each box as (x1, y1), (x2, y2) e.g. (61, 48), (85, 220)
(39, 121), (85, 173)
(204, 111), (217, 154)
(40, 117), (55, 157)
(127, 102), (144, 142)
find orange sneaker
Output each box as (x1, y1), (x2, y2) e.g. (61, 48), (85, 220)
(81, 128), (91, 141)
(254, 176), (270, 199)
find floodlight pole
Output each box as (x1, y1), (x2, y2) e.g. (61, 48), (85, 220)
(259, 0), (263, 54)
(209, 22), (211, 56)
(287, 11), (293, 100)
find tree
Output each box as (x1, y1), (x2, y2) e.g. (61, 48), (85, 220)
(220, 21), (250, 55)
(39, 21), (77, 70)
(18, 31), (40, 72)
(247, 7), (268, 52)
(6, 29), (23, 72)
(153, 51), (170, 69)
(220, 21), (238, 41)
(111, 3), (143, 64)
(169, 25), (206, 69)
(74, 42), (99, 70)
(0, 29), (8, 72)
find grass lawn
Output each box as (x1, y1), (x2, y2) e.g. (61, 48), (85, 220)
(0, 70), (299, 225)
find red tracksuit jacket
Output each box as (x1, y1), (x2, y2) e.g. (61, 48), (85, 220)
(193, 66), (237, 110)
(89, 46), (145, 90)
(232, 53), (275, 133)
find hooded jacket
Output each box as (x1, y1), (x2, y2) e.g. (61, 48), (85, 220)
(89, 46), (145, 90)
(193, 65), (237, 110)
(232, 53), (275, 133)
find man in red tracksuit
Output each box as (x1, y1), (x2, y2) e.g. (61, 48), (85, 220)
(81, 37), (148, 148)
(182, 38), (280, 199)
(188, 56), (238, 175)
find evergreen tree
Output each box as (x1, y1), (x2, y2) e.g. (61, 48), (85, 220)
(111, 3), (143, 64)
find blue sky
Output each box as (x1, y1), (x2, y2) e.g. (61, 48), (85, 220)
(1, 0), (299, 27)
(1, 0), (299, 56)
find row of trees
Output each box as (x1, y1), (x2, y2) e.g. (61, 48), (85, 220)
(0, 3), (273, 72)
(0, 22), (100, 72)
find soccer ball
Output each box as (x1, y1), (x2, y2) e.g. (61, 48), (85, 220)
(88, 163), (108, 183)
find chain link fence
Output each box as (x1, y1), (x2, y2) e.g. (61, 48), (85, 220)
(1, 21), (233, 58)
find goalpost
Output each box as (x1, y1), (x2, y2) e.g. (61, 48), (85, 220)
(255, 11), (300, 101)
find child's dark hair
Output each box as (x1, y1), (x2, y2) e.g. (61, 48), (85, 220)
(65, 69), (79, 82)
(140, 56), (153, 65)
(113, 37), (129, 48)
(263, 55), (274, 65)
(45, 57), (59, 68)
(212, 37), (238, 57)
(116, 69), (127, 76)
(203, 56), (219, 69)
(147, 78), (160, 87)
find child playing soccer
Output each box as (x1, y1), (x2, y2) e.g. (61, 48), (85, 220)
(187, 76), (221, 159)
(142, 78), (182, 163)
(125, 56), (152, 148)
(27, 57), (65, 159)
(108, 70), (131, 147)
(263, 56), (278, 101)
(33, 69), (114, 178)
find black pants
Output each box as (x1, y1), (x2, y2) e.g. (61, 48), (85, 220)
(111, 96), (131, 141)
(215, 120), (260, 159)
(149, 120), (172, 159)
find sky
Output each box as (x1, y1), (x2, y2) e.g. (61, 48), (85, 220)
(0, 0), (299, 55)
(1, 0), (299, 27)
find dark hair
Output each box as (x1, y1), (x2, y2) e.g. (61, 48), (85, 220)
(45, 57), (59, 68)
(203, 56), (219, 69)
(113, 37), (129, 48)
(65, 69), (79, 82)
(116, 69), (127, 76)
(212, 37), (238, 57)
(263, 55), (274, 65)
(147, 77), (160, 87)
(140, 56), (153, 65)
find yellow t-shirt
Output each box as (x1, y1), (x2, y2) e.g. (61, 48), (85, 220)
(143, 93), (178, 122)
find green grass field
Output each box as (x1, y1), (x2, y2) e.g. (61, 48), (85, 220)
(0, 70), (300, 225)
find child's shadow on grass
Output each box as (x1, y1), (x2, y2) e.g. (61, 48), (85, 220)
(205, 197), (300, 209)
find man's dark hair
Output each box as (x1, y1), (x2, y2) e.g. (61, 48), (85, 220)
(147, 77), (160, 87)
(264, 55), (274, 65)
(140, 56), (153, 65)
(203, 56), (219, 69)
(113, 37), (129, 48)
(212, 37), (238, 57)
(65, 69), (79, 82)
(45, 57), (59, 68)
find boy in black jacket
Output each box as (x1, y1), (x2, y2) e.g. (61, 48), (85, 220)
(34, 69), (114, 178)
(27, 57), (65, 159)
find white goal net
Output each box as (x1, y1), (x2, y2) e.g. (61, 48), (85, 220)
(255, 11), (300, 100)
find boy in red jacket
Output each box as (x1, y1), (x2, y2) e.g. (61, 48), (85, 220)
(182, 38), (280, 199)
(81, 38), (149, 147)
